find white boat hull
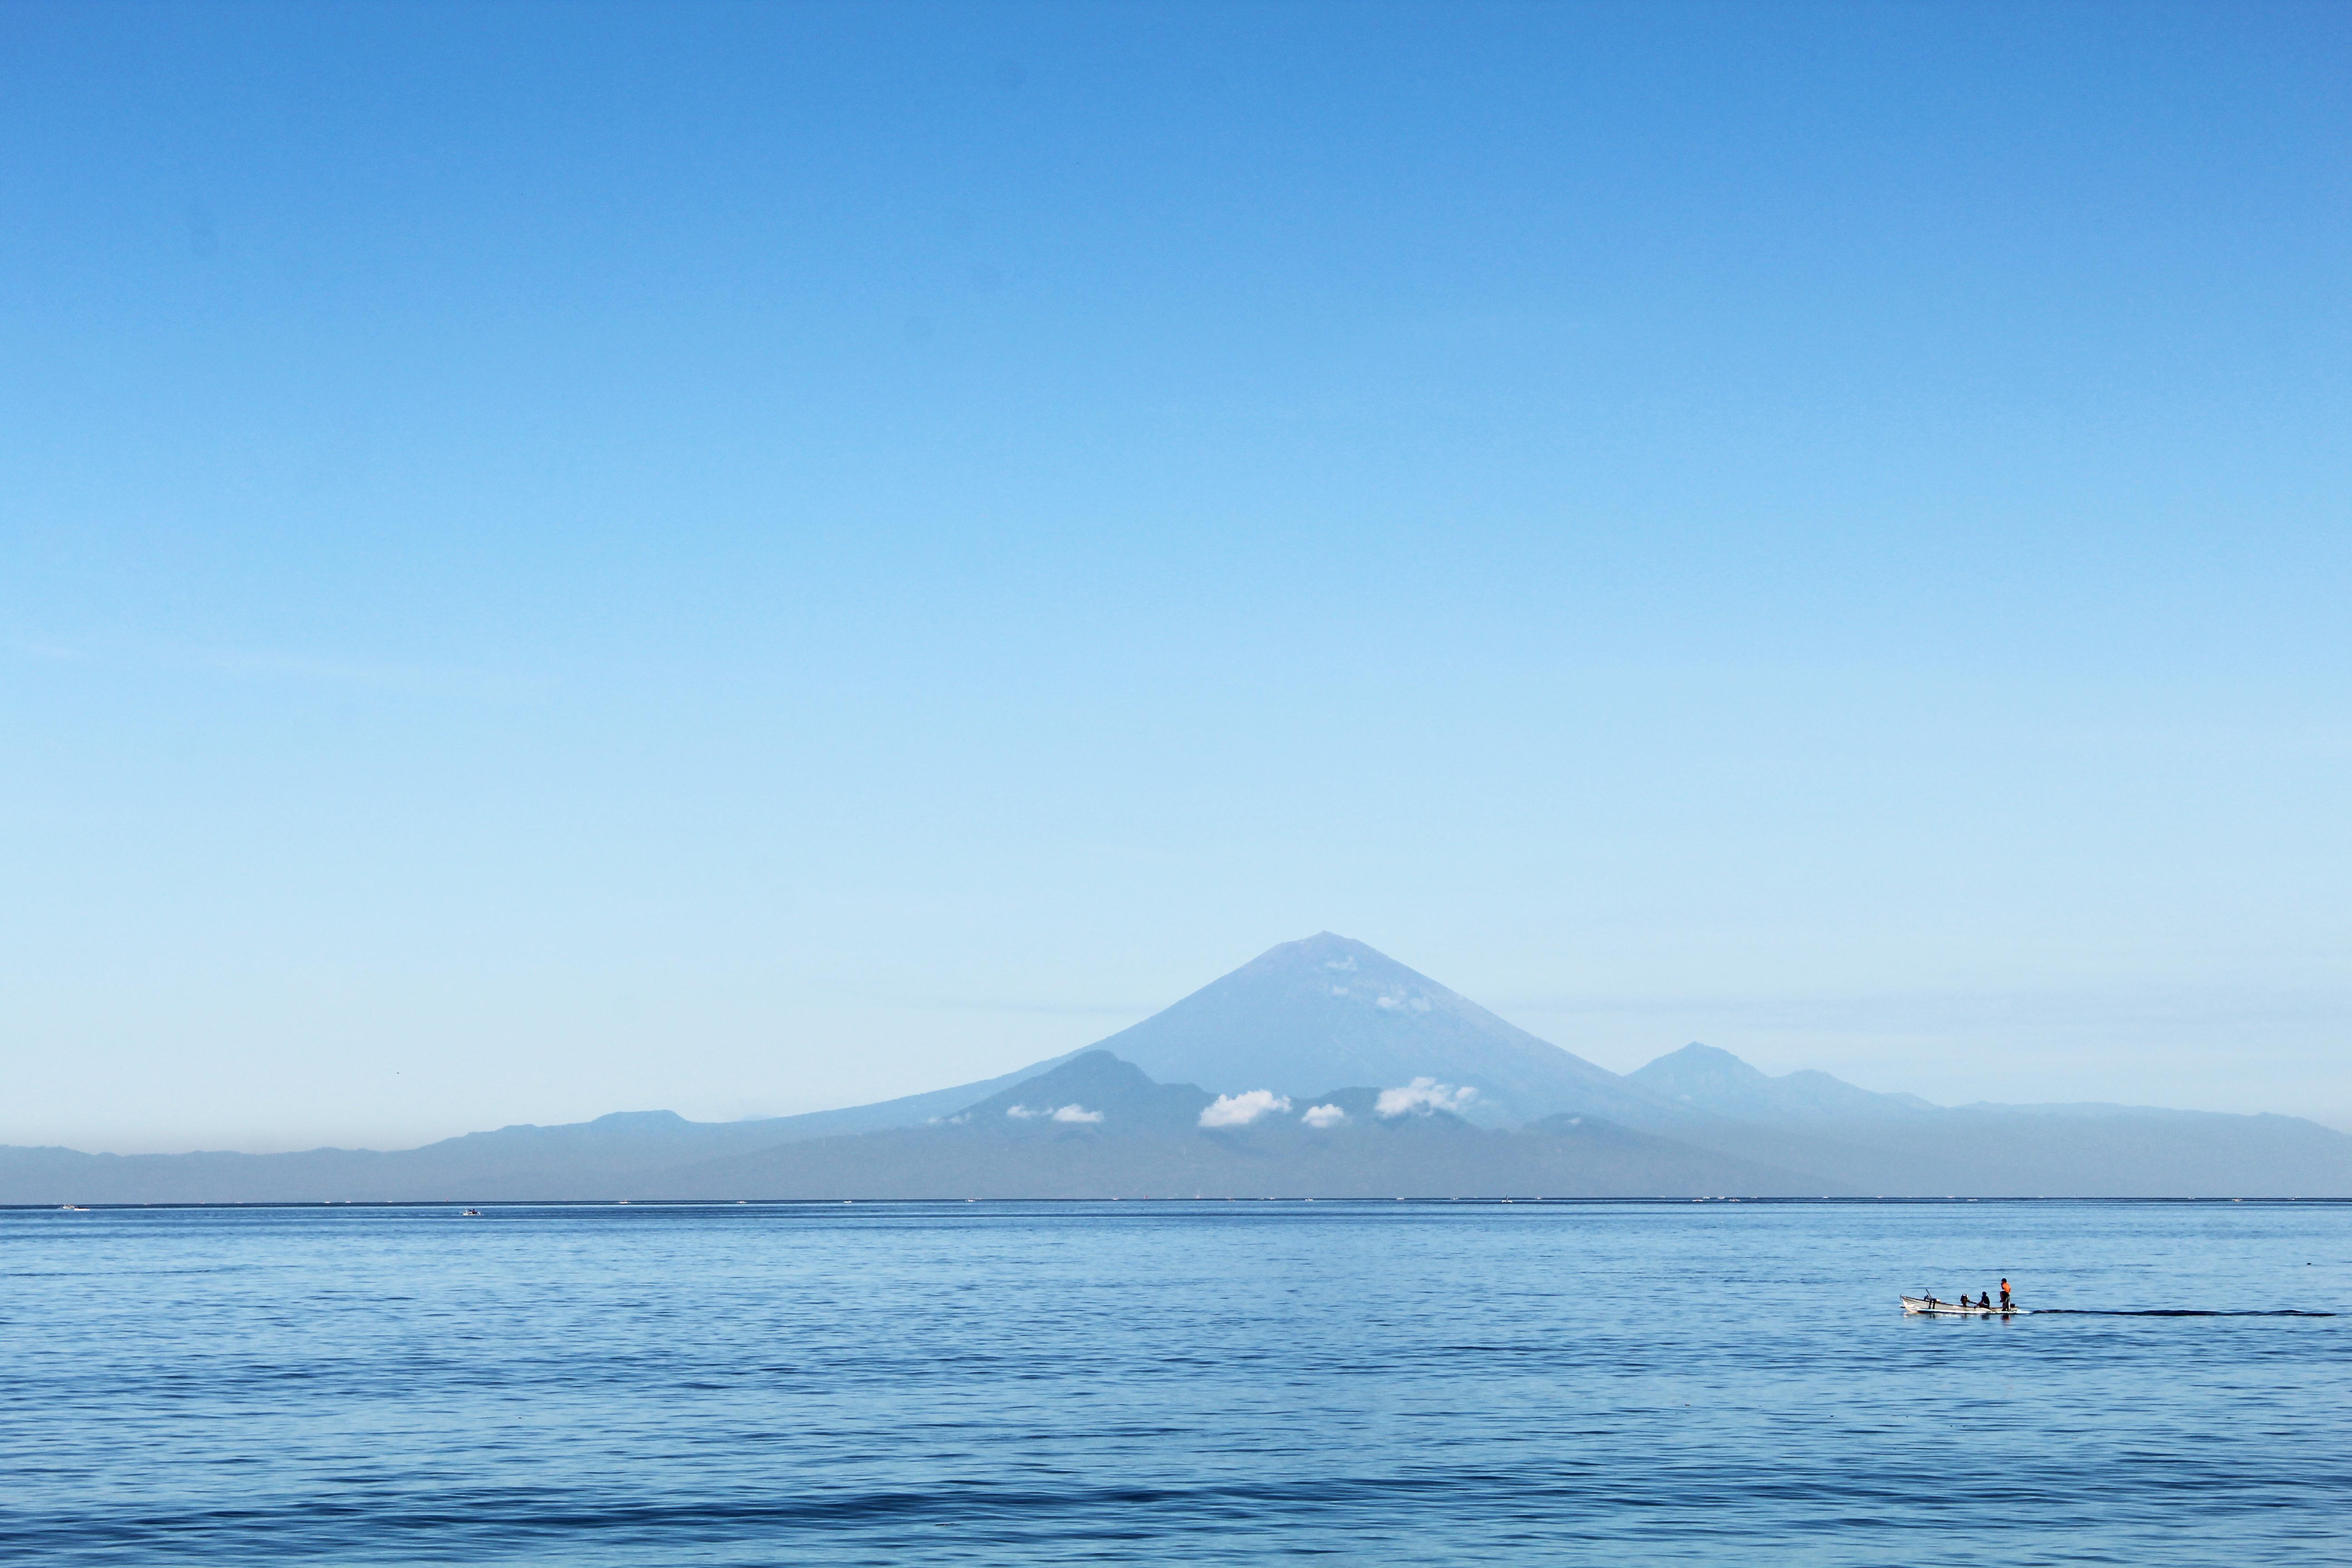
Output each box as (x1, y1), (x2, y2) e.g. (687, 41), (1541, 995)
(1902, 1295), (2024, 1316)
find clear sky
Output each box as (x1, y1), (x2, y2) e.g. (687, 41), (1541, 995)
(5, 1), (2348, 1152)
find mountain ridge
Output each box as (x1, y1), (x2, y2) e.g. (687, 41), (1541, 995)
(1626, 1042), (1937, 1122)
(6, 934), (2347, 1200)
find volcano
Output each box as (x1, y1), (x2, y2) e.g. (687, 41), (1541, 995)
(1085, 932), (1676, 1126)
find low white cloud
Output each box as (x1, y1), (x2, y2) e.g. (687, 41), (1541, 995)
(1375, 1078), (1479, 1117)
(1199, 1090), (1292, 1128)
(1051, 1104), (1103, 1123)
(1008, 1102), (1102, 1122)
(1301, 1103), (1348, 1128)
(1005, 1105), (1042, 1120)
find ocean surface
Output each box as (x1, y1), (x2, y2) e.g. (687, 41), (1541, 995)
(3, 1200), (2347, 1565)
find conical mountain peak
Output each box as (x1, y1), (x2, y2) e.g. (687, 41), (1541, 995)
(1634, 1043), (1774, 1094)
(1078, 934), (1677, 1126)
(1220, 933), (1469, 1017)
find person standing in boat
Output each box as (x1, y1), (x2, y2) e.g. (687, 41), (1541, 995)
(1999, 1279), (2012, 1310)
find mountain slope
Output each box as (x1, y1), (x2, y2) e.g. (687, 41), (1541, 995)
(0, 1111), (796, 1205)
(1086, 932), (1676, 1125)
(1626, 1043), (1934, 1122)
(636, 1052), (1813, 1199)
(715, 1050), (1086, 1141)
(1621, 1045), (2352, 1196)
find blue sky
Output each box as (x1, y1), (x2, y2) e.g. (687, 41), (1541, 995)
(5, 1), (2348, 1151)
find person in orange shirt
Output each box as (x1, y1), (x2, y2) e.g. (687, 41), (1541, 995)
(1999, 1278), (2012, 1310)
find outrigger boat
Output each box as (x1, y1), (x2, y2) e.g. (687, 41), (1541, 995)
(1901, 1294), (2024, 1316)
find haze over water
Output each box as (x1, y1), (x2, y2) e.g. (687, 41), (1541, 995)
(8, 1201), (2345, 1564)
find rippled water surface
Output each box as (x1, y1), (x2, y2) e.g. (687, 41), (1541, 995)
(4, 1200), (2347, 1564)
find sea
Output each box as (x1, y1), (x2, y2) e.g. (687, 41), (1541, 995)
(3, 1200), (2346, 1565)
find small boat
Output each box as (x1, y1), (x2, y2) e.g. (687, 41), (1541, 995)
(461, 1209), (482, 1217)
(1901, 1294), (2024, 1316)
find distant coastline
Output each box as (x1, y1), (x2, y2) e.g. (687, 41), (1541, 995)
(10, 937), (2349, 1204)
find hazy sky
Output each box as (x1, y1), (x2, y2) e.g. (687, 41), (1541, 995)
(6, 1), (2348, 1152)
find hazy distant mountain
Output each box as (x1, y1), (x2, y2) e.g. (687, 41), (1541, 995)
(1622, 1044), (2352, 1197)
(1626, 1043), (1936, 1122)
(636, 1052), (1807, 1200)
(0, 1109), (794, 1206)
(632, 1050), (2352, 1200)
(1659, 1099), (2352, 1199)
(1085, 932), (1676, 1126)
(701, 1050), (1086, 1142)
(5, 933), (2350, 1201)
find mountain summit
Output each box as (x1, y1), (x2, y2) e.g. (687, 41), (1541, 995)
(1086, 932), (1673, 1125)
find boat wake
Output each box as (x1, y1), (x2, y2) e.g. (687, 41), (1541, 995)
(1901, 1294), (2336, 1318)
(2030, 1308), (2336, 1318)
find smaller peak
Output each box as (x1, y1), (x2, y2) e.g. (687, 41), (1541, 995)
(954, 1050), (1212, 1130)
(588, 1110), (691, 1131)
(1628, 1043), (1772, 1088)
(1657, 1042), (1746, 1065)
(969, 1050), (1160, 1105)
(1048, 1049), (1141, 1078)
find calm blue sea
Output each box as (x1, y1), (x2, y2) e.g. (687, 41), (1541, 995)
(3, 1200), (2346, 1565)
